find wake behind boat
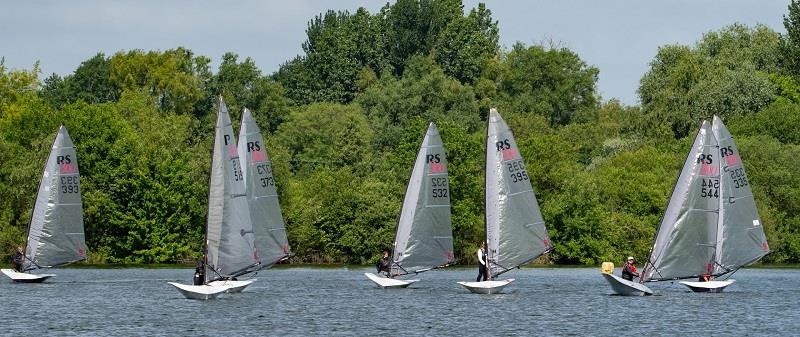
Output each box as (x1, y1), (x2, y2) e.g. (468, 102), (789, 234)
(2, 126), (87, 283)
(365, 122), (455, 289)
(459, 108), (553, 294)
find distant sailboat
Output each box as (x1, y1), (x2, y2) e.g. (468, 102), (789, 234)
(1, 126), (87, 283)
(603, 117), (769, 295)
(170, 97), (259, 300)
(458, 108), (553, 294)
(365, 122), (455, 288)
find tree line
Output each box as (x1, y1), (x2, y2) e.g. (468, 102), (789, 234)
(1, 0), (799, 265)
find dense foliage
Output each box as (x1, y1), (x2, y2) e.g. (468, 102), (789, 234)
(1, 0), (798, 265)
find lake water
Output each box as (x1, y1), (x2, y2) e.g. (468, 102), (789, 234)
(2, 267), (798, 336)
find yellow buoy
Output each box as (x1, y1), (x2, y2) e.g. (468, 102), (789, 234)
(601, 262), (614, 274)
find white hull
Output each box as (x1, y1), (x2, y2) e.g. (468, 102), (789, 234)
(364, 273), (419, 289)
(168, 282), (230, 300)
(208, 279), (256, 293)
(1, 269), (55, 283)
(457, 279), (514, 294)
(679, 279), (734, 293)
(601, 273), (653, 296)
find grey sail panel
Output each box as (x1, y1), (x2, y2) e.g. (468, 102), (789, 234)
(485, 109), (551, 277)
(24, 126), (86, 271)
(205, 97), (257, 281)
(238, 108), (290, 270)
(643, 121), (719, 281)
(712, 116), (769, 274)
(392, 123), (454, 274)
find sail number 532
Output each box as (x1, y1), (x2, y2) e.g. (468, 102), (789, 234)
(431, 177), (448, 198)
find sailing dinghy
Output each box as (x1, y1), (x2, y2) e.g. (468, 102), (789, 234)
(365, 123), (455, 288)
(1, 126), (87, 283)
(169, 97), (259, 299)
(217, 108), (293, 292)
(674, 116), (768, 292)
(458, 109), (553, 294)
(604, 118), (769, 296)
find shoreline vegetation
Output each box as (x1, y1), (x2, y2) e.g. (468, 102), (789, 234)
(2, 1), (800, 266)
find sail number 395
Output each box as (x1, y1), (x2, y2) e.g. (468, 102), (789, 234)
(507, 160), (529, 183)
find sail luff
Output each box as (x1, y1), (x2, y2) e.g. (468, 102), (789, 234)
(392, 122), (454, 275)
(485, 108), (551, 279)
(24, 126), (86, 271)
(205, 97), (257, 282)
(711, 116), (769, 274)
(238, 108), (290, 270)
(643, 121), (719, 282)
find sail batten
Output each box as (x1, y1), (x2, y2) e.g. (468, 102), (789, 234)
(23, 126), (87, 271)
(205, 97), (257, 282)
(392, 123), (454, 275)
(238, 108), (291, 270)
(485, 109), (551, 279)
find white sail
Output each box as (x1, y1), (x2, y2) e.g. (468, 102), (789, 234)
(485, 108), (552, 279)
(643, 121), (720, 281)
(711, 116), (769, 274)
(23, 126), (87, 271)
(392, 122), (454, 275)
(238, 108), (290, 270)
(205, 97), (257, 282)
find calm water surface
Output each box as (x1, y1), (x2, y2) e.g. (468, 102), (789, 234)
(2, 267), (798, 336)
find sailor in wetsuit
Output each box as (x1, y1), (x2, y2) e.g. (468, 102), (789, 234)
(193, 258), (206, 285)
(621, 256), (639, 281)
(11, 246), (23, 272)
(376, 250), (391, 276)
(476, 241), (488, 282)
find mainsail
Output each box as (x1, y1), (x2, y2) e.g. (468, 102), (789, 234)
(485, 108), (551, 278)
(23, 125), (87, 271)
(392, 122), (454, 275)
(643, 121), (720, 281)
(711, 116), (769, 274)
(205, 97), (257, 282)
(238, 108), (291, 270)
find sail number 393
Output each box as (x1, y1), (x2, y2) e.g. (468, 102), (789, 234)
(431, 177), (448, 198)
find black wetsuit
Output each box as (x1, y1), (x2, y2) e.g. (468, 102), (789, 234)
(11, 251), (23, 272)
(476, 248), (488, 282)
(193, 260), (205, 285)
(376, 256), (391, 275)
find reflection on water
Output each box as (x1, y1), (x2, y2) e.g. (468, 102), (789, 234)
(1, 267), (798, 336)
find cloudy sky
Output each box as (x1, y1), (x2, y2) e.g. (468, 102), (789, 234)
(0, 1), (789, 105)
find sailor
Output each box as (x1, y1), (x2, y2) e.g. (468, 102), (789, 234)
(193, 258), (206, 285)
(476, 241), (488, 282)
(10, 246), (23, 272)
(621, 256), (639, 281)
(698, 273), (711, 282)
(376, 250), (391, 276)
